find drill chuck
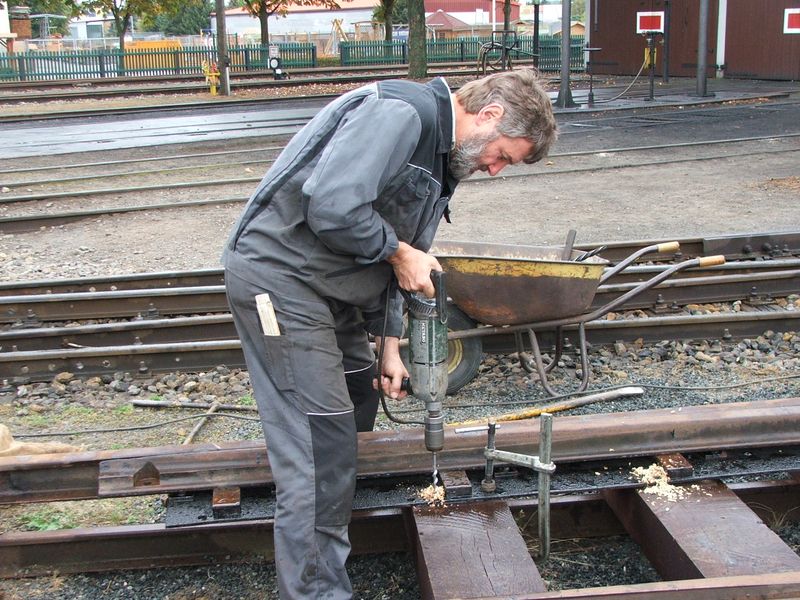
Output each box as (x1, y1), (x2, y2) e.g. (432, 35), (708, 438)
(424, 412), (444, 452)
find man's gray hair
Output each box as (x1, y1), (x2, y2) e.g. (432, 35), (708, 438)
(455, 69), (558, 164)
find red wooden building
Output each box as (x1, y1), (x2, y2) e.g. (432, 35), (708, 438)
(586, 0), (800, 81)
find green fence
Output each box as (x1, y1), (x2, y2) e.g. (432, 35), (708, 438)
(340, 35), (585, 71)
(0, 43), (316, 82)
(0, 36), (582, 82)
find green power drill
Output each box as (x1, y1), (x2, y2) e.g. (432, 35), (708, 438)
(401, 271), (448, 486)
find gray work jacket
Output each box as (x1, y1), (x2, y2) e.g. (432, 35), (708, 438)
(222, 78), (457, 337)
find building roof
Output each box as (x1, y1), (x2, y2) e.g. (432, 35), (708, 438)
(426, 9), (471, 30)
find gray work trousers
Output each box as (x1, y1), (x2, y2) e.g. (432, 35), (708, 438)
(225, 269), (376, 600)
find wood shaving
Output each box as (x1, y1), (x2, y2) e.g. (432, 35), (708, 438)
(419, 484), (446, 507)
(630, 464), (687, 502)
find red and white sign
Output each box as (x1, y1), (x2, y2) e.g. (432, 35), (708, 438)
(636, 11), (665, 34)
(785, 8), (800, 34)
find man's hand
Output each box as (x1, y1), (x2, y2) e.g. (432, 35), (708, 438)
(387, 242), (442, 298)
(374, 336), (409, 399)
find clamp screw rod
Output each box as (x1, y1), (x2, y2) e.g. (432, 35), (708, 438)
(481, 419), (497, 493)
(538, 412), (553, 560)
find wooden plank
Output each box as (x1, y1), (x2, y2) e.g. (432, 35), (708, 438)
(605, 480), (800, 580)
(408, 500), (546, 599)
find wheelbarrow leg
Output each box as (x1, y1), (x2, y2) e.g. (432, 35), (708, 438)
(518, 327), (564, 375)
(526, 324), (590, 397)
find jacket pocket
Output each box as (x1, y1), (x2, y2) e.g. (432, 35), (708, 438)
(263, 335), (296, 392)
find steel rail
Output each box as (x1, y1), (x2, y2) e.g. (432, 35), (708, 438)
(0, 231), (791, 297)
(0, 176), (261, 204)
(0, 63), (478, 92)
(0, 144), (286, 176)
(0, 196), (244, 234)
(1, 156), (277, 188)
(3, 309), (799, 383)
(2, 397), (799, 504)
(1, 267), (796, 325)
(0, 69), (476, 103)
(1, 305), (798, 360)
(6, 131), (799, 188)
(5, 142), (800, 205)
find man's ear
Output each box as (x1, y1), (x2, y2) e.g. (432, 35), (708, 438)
(476, 103), (505, 125)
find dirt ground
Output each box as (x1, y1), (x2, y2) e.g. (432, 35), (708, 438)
(1, 78), (799, 282)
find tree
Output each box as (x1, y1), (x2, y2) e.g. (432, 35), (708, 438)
(372, 0), (407, 42)
(229, 0), (340, 46)
(138, 0), (212, 36)
(571, 0), (586, 24)
(83, 0), (179, 52)
(406, 0), (425, 78)
(8, 0), (80, 38)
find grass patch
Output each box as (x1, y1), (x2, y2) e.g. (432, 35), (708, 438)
(113, 403), (134, 416)
(1, 496), (164, 534)
(19, 508), (76, 531)
(20, 413), (53, 428)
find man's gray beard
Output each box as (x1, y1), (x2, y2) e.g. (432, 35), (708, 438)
(449, 131), (499, 180)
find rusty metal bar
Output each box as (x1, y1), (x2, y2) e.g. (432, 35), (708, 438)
(0, 507), (407, 578)
(1, 262), (797, 327)
(3, 308), (799, 384)
(3, 398), (800, 504)
(0, 286), (229, 324)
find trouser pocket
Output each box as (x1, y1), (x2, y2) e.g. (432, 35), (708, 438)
(263, 335), (296, 392)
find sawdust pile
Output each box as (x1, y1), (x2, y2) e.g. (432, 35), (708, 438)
(630, 464), (687, 502)
(419, 484), (446, 507)
(0, 424), (82, 457)
(763, 176), (800, 192)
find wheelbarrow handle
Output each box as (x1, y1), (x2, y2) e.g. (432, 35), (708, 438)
(599, 241), (681, 284)
(697, 254), (726, 267)
(657, 241), (681, 254)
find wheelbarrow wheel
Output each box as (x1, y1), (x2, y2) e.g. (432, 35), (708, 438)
(444, 305), (483, 394)
(400, 304), (483, 395)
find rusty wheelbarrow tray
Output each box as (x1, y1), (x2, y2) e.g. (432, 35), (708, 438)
(431, 240), (724, 396)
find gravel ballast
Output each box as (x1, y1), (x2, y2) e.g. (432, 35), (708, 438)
(1, 84), (800, 598)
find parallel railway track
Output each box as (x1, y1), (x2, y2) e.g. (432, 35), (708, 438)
(0, 231), (798, 385)
(2, 121), (798, 232)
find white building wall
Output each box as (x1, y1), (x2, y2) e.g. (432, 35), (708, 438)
(1, 2), (10, 35)
(214, 10), (375, 37)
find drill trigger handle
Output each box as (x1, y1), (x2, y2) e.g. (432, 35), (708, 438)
(400, 271), (448, 324)
(430, 270), (448, 325)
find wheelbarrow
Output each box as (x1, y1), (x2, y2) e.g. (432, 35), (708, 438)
(430, 239), (725, 396)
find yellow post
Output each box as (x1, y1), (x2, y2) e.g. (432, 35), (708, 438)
(202, 60), (221, 96)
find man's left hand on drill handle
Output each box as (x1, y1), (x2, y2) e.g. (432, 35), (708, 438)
(373, 336), (409, 399)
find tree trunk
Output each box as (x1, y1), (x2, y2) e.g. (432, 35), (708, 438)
(383, 0), (394, 42)
(407, 0), (426, 79)
(115, 13), (129, 76)
(259, 2), (269, 46)
(503, 0), (511, 31)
